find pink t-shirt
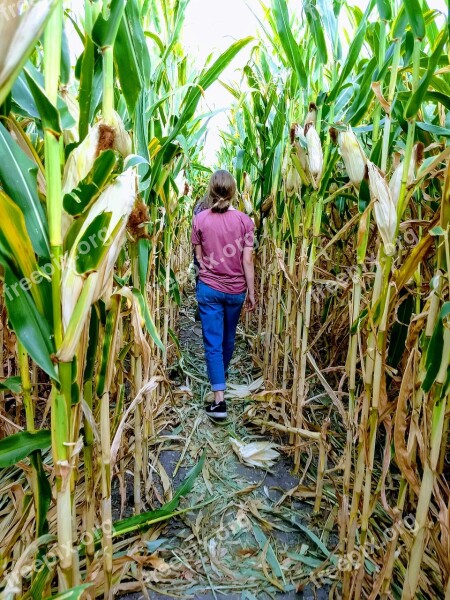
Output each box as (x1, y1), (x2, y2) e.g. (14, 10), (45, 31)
(192, 208), (255, 294)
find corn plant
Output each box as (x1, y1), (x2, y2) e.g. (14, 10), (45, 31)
(219, 0), (449, 596)
(0, 0), (250, 597)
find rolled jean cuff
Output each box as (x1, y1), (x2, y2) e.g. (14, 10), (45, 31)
(211, 383), (226, 392)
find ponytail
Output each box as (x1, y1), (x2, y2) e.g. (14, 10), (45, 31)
(207, 170), (236, 214)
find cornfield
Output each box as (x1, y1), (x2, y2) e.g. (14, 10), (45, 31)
(0, 0), (448, 599)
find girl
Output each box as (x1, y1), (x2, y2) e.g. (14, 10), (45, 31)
(191, 170), (256, 421)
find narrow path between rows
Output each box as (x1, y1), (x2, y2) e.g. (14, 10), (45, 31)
(122, 290), (332, 600)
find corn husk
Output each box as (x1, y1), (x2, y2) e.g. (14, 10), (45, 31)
(230, 438), (279, 468)
(242, 192), (253, 215)
(243, 171), (253, 195)
(293, 124), (309, 173)
(389, 143), (421, 207)
(305, 124), (323, 188)
(0, 0), (56, 104)
(225, 377), (264, 399)
(285, 160), (302, 197)
(59, 169), (137, 361)
(60, 87), (80, 146)
(338, 127), (367, 187)
(304, 102), (317, 127)
(62, 111), (132, 197)
(367, 161), (397, 256)
(61, 111), (132, 235)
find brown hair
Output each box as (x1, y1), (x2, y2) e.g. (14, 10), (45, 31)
(207, 170), (236, 214)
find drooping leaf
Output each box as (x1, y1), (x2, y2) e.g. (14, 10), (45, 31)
(24, 69), (62, 135)
(402, 0), (426, 40)
(3, 268), (58, 381)
(0, 0), (57, 105)
(0, 123), (50, 259)
(0, 376), (22, 393)
(115, 0), (151, 116)
(0, 190), (46, 314)
(169, 37), (253, 143)
(0, 430), (51, 468)
(44, 584), (93, 600)
(112, 451), (206, 536)
(132, 288), (165, 352)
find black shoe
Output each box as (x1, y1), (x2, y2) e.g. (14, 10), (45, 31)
(195, 306), (201, 322)
(205, 400), (227, 421)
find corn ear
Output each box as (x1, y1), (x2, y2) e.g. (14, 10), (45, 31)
(338, 127), (367, 187)
(305, 123), (323, 189)
(304, 102), (317, 126)
(367, 161), (397, 256)
(61, 169), (137, 338)
(285, 159), (302, 197)
(293, 124), (309, 174)
(62, 111), (132, 197)
(389, 143), (423, 207)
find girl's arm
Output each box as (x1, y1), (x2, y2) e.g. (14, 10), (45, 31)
(243, 247), (256, 311)
(194, 244), (203, 265)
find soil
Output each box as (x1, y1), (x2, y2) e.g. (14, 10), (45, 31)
(117, 289), (333, 600)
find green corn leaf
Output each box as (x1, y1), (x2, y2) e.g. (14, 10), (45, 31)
(115, 0), (150, 116)
(272, 0), (307, 87)
(63, 150), (120, 216)
(417, 122), (450, 137)
(30, 450), (52, 537)
(423, 302), (450, 392)
(112, 451), (206, 536)
(78, 34), (96, 142)
(0, 190), (46, 315)
(316, 0), (341, 59)
(3, 268), (58, 381)
(92, 0), (126, 48)
(24, 69), (62, 135)
(403, 0), (426, 40)
(12, 67), (75, 130)
(0, 430), (51, 468)
(44, 585), (93, 600)
(304, 1), (328, 64)
(0, 123), (50, 259)
(75, 213), (112, 274)
(137, 238), (150, 292)
(132, 288), (165, 352)
(0, 375), (22, 393)
(377, 0), (392, 21)
(405, 31), (448, 119)
(252, 523), (286, 583)
(328, 14), (370, 104)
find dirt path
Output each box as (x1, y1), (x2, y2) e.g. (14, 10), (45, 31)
(121, 290), (332, 600)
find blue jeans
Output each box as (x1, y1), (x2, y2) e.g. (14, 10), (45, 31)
(196, 281), (246, 392)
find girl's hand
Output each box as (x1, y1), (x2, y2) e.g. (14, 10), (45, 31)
(245, 292), (257, 312)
